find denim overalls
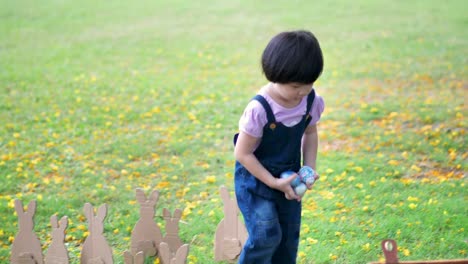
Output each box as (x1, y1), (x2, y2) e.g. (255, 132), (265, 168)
(234, 90), (315, 264)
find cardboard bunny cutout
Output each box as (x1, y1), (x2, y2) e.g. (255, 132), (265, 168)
(16, 254), (38, 264)
(214, 186), (248, 262)
(45, 215), (70, 264)
(368, 239), (468, 264)
(11, 199), (44, 264)
(381, 239), (399, 263)
(161, 208), (184, 256)
(130, 188), (162, 257)
(158, 242), (189, 264)
(123, 251), (144, 264)
(80, 203), (113, 264)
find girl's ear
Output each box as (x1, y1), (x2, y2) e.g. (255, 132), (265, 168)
(14, 199), (24, 215)
(96, 204), (108, 221)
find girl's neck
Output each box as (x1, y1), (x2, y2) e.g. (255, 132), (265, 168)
(265, 83), (302, 108)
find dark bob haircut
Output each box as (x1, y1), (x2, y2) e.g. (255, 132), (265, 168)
(261, 30), (323, 84)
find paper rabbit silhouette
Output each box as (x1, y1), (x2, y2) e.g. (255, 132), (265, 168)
(16, 253), (38, 264)
(130, 188), (162, 257)
(11, 199), (44, 264)
(45, 215), (70, 264)
(123, 251), (144, 264)
(80, 203), (113, 264)
(381, 239), (399, 263)
(214, 186), (248, 262)
(158, 242), (189, 264)
(161, 208), (183, 256)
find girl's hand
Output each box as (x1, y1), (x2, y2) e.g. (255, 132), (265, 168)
(306, 172), (319, 190)
(272, 174), (300, 201)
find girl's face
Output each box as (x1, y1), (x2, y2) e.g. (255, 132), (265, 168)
(275, 82), (313, 103)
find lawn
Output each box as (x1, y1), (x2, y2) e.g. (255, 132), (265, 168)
(0, 0), (466, 263)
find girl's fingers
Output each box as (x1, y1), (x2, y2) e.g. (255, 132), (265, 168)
(288, 188), (300, 201)
(284, 189), (299, 201)
(286, 174), (299, 184)
(305, 172), (319, 189)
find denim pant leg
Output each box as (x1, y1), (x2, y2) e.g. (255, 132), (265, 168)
(272, 197), (302, 264)
(236, 190), (282, 264)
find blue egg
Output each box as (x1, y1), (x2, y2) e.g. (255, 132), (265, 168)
(280, 170), (301, 187)
(294, 183), (307, 197)
(299, 166), (315, 185)
(280, 170), (295, 179)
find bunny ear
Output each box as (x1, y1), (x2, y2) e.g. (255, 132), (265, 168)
(96, 204), (108, 221)
(59, 216), (68, 230)
(83, 203), (94, 219)
(149, 190), (160, 203)
(50, 214), (58, 228)
(27, 200), (36, 215)
(14, 199), (24, 215)
(173, 209), (182, 220)
(136, 188), (147, 204)
(174, 244), (189, 263)
(163, 208), (171, 218)
(123, 250), (133, 264)
(124, 251), (144, 264)
(158, 242), (172, 262)
(134, 251), (144, 264)
(219, 186), (230, 203)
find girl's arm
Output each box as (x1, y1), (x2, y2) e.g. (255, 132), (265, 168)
(302, 124), (319, 187)
(234, 131), (300, 200)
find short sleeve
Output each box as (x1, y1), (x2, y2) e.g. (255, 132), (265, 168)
(238, 100), (268, 138)
(308, 94), (325, 125)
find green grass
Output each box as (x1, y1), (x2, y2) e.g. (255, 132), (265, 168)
(1, 0), (467, 263)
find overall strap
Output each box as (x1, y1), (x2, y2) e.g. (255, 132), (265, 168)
(253, 95), (276, 123)
(304, 89), (316, 126)
(306, 89), (316, 114)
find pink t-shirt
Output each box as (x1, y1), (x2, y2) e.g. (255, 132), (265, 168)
(239, 86), (325, 138)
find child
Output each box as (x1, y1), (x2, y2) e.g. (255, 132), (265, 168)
(233, 30), (325, 263)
